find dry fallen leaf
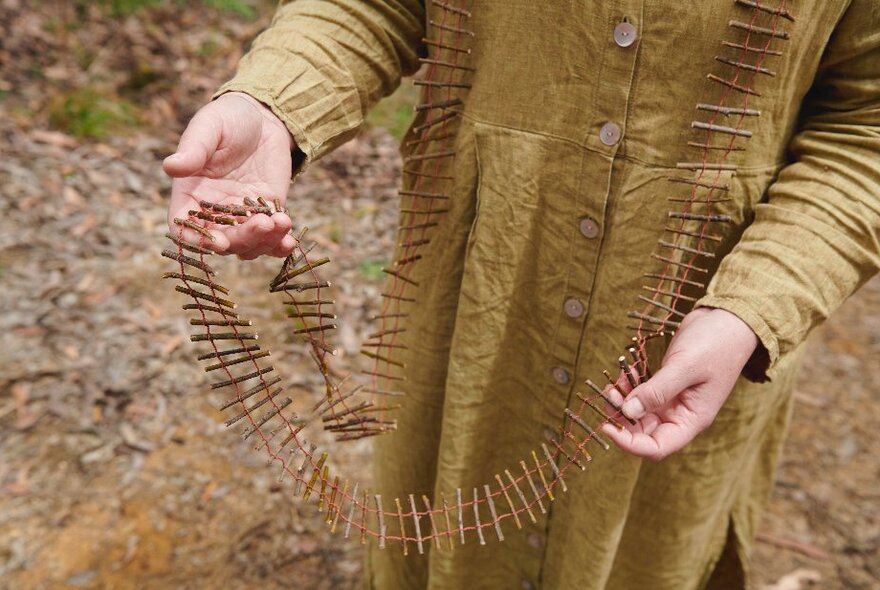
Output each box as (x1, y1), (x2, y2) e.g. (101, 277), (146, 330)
(11, 382), (29, 407)
(10, 382), (41, 430)
(142, 299), (164, 321)
(161, 334), (185, 356)
(30, 128), (78, 148)
(4, 467), (30, 496)
(200, 480), (218, 507)
(762, 568), (822, 590)
(70, 213), (98, 238)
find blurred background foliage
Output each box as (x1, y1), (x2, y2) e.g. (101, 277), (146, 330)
(23, 0), (416, 141)
(1, 2), (412, 587)
(95, 0), (259, 19)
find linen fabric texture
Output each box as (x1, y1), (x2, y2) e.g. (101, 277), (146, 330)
(215, 1), (880, 588)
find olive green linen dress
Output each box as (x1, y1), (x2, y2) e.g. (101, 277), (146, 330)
(215, 1), (880, 588)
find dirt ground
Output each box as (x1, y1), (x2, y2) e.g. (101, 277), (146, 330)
(1, 2), (877, 589)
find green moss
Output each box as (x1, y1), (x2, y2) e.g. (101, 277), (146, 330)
(73, 46), (97, 70)
(358, 260), (388, 281)
(92, 0), (259, 19)
(48, 87), (140, 139)
(94, 0), (161, 17)
(201, 0), (257, 19)
(327, 221), (343, 244)
(198, 38), (221, 57)
(365, 83), (418, 141)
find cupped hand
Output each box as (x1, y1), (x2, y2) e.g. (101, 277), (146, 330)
(164, 92), (297, 259)
(602, 307), (759, 461)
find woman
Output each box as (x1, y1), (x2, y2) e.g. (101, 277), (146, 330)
(164, 1), (879, 588)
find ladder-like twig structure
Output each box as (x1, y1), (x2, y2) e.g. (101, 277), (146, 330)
(163, 0), (794, 554)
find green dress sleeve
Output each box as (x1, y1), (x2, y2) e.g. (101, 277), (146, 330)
(214, 0), (425, 171)
(697, 2), (880, 380)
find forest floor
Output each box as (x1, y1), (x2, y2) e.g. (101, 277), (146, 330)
(1, 2), (877, 589)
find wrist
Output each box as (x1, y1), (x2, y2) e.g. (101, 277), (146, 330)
(703, 307), (759, 359)
(219, 91), (295, 151)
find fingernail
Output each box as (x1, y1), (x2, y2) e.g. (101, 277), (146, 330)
(622, 397), (645, 420)
(600, 424), (618, 438)
(211, 232), (229, 253)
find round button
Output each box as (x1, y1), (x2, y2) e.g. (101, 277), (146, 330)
(521, 581), (536, 590)
(599, 121), (621, 146)
(564, 298), (584, 319)
(528, 533), (544, 549)
(614, 21), (637, 48)
(579, 217), (600, 239)
(552, 367), (570, 385)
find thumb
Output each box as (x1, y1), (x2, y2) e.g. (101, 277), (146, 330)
(163, 109), (222, 177)
(622, 362), (694, 420)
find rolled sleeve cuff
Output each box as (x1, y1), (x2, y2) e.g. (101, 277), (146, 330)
(213, 45), (364, 176)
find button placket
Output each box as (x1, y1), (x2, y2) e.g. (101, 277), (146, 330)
(541, 6), (644, 586)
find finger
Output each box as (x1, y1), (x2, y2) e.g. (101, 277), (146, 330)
(266, 212), (293, 243)
(269, 233), (298, 258)
(621, 363), (696, 421)
(163, 110), (222, 178)
(601, 386), (625, 411)
(590, 377), (632, 426)
(596, 364), (636, 419)
(221, 213), (292, 256)
(637, 412), (662, 436)
(601, 421), (694, 461)
(221, 213), (275, 253)
(237, 250), (262, 261)
(613, 364), (637, 395)
(169, 221), (230, 254)
(238, 230), (296, 260)
(247, 212), (293, 253)
(595, 369), (630, 402)
(616, 411), (661, 436)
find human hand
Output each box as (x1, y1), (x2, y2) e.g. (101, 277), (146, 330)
(601, 307), (759, 461)
(164, 92), (297, 259)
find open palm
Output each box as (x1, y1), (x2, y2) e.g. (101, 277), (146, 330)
(165, 92), (297, 259)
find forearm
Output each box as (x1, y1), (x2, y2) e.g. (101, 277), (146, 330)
(216, 0), (425, 169)
(695, 0), (880, 380)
